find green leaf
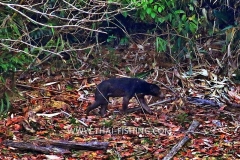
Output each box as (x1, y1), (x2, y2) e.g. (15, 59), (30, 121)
(24, 48), (29, 53)
(11, 24), (21, 37)
(151, 12), (156, 19)
(189, 22), (197, 33)
(50, 25), (54, 35)
(181, 14), (187, 21)
(146, 8), (152, 14)
(56, 37), (60, 48)
(136, 2), (142, 7)
(140, 13), (145, 21)
(143, 4), (148, 10)
(120, 37), (129, 45)
(0, 99), (3, 113)
(174, 10), (185, 14)
(122, 11), (128, 18)
(158, 6), (163, 13)
(188, 14), (196, 21)
(5, 93), (10, 113)
(167, 13), (172, 22)
(135, 69), (154, 79)
(156, 37), (167, 52)
(59, 37), (65, 51)
(188, 4), (194, 11)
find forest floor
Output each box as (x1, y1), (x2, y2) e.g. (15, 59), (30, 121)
(0, 44), (240, 159)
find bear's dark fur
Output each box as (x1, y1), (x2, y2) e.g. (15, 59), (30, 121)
(86, 78), (161, 116)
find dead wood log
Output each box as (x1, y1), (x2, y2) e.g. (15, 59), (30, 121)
(3, 140), (109, 154)
(162, 120), (200, 160)
(3, 140), (70, 154)
(187, 97), (219, 107)
(37, 139), (109, 150)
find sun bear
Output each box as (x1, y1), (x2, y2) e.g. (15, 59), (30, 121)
(86, 78), (161, 116)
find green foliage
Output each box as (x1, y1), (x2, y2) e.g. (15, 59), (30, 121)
(69, 117), (82, 126)
(102, 119), (114, 127)
(29, 27), (53, 42)
(106, 149), (120, 160)
(141, 138), (153, 145)
(119, 0), (200, 56)
(0, 52), (30, 73)
(0, 18), (33, 72)
(0, 0), (237, 79)
(156, 37), (167, 53)
(130, 0), (172, 22)
(107, 35), (117, 43)
(119, 36), (129, 46)
(134, 69), (154, 79)
(0, 93), (11, 117)
(66, 85), (74, 91)
(176, 113), (190, 124)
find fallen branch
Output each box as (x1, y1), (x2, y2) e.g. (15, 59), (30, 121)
(187, 97), (219, 107)
(16, 83), (62, 94)
(162, 120), (200, 160)
(61, 111), (88, 127)
(125, 97), (176, 114)
(3, 140), (70, 154)
(149, 97), (177, 107)
(37, 139), (109, 150)
(4, 140), (109, 154)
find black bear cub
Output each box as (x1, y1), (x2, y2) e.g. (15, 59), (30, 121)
(86, 78), (161, 116)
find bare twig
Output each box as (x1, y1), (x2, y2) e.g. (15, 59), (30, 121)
(163, 120), (200, 160)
